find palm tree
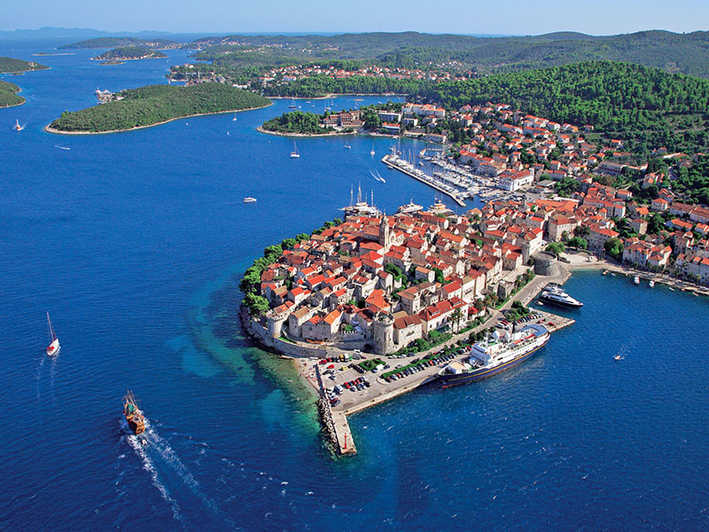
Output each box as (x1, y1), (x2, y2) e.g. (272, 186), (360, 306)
(451, 308), (463, 333)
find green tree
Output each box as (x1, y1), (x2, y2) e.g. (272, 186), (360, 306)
(546, 242), (565, 257)
(604, 237), (624, 260)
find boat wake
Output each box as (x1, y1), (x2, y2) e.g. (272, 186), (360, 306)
(123, 421), (183, 522)
(121, 418), (219, 523)
(141, 421), (219, 513)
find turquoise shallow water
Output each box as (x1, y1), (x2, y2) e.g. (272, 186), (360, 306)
(1, 39), (709, 530)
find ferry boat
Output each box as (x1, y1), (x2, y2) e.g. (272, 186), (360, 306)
(538, 283), (583, 308)
(438, 323), (550, 387)
(243, 196), (257, 203)
(45, 312), (61, 357)
(290, 140), (300, 159)
(123, 390), (146, 435)
(397, 200), (423, 214)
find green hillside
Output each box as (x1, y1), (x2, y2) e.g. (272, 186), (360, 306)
(49, 83), (270, 133)
(0, 56), (48, 73)
(0, 80), (24, 107)
(416, 61), (709, 156)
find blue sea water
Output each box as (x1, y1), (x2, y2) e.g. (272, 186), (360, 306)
(1, 41), (709, 531)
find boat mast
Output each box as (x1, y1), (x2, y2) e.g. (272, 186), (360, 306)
(46, 312), (55, 341)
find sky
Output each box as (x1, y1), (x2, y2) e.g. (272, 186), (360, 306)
(2, 0), (708, 36)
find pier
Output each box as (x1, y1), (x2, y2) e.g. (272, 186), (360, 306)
(382, 153), (467, 207)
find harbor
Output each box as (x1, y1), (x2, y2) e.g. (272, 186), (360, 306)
(307, 270), (578, 456)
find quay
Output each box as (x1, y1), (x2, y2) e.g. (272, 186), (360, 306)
(382, 153), (467, 207)
(311, 269), (578, 456)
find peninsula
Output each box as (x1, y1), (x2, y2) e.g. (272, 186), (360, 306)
(0, 56), (48, 74)
(91, 46), (167, 62)
(260, 103), (405, 137)
(46, 83), (270, 134)
(241, 69), (709, 453)
(0, 80), (24, 108)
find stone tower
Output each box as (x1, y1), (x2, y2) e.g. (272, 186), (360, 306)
(378, 215), (391, 249)
(371, 313), (395, 354)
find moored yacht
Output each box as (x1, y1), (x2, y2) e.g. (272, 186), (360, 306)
(538, 283), (583, 308)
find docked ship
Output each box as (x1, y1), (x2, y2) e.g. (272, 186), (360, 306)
(397, 200), (423, 214)
(340, 185), (381, 218)
(438, 323), (550, 388)
(538, 283), (583, 308)
(123, 390), (146, 435)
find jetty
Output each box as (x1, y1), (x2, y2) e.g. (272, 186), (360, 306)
(382, 153), (467, 207)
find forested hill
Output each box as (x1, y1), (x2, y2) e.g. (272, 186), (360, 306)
(48, 83), (269, 133)
(416, 61), (709, 156)
(0, 56), (48, 73)
(189, 30), (709, 77)
(0, 80), (23, 107)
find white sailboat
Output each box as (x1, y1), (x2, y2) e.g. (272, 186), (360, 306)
(46, 312), (61, 356)
(290, 140), (300, 159)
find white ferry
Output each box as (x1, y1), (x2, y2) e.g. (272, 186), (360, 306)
(438, 323), (549, 387)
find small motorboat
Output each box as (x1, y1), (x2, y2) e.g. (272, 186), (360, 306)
(45, 312), (61, 356)
(613, 354), (624, 361)
(344, 144), (352, 150)
(13, 119), (25, 131)
(649, 280), (655, 288)
(243, 197), (257, 203)
(633, 275), (640, 285)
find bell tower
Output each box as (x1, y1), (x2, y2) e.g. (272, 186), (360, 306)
(378, 215), (391, 249)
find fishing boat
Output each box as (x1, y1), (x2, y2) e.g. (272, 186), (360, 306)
(45, 312), (61, 357)
(290, 140), (300, 159)
(13, 119), (25, 131)
(243, 196), (257, 203)
(123, 390), (146, 435)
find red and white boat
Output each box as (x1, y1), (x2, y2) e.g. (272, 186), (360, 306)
(46, 312), (61, 356)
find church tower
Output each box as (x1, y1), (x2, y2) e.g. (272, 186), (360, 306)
(378, 215), (391, 249)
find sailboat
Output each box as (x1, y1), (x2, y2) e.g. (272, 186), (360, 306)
(46, 312), (61, 356)
(290, 140), (300, 159)
(13, 119), (25, 131)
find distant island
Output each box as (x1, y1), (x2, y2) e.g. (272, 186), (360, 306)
(59, 37), (182, 50)
(46, 82), (270, 134)
(0, 56), (48, 74)
(0, 80), (24, 107)
(92, 46), (167, 62)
